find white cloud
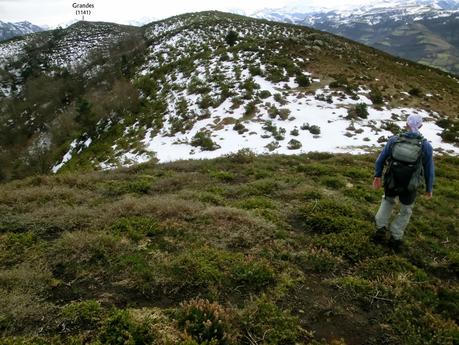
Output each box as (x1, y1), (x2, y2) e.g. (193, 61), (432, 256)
(0, 0), (377, 26)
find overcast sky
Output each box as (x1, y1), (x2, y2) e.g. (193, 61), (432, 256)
(0, 0), (372, 26)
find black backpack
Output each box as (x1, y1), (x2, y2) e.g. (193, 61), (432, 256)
(384, 134), (425, 192)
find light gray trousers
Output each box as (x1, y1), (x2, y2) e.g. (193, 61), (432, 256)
(375, 196), (414, 240)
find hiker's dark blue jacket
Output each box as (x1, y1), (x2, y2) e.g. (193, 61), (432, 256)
(374, 131), (434, 192)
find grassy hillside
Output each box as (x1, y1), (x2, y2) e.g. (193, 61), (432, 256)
(373, 20), (459, 76)
(0, 152), (458, 344)
(313, 14), (459, 76)
(1, 12), (459, 181)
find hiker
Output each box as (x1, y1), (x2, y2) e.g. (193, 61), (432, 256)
(371, 113), (434, 252)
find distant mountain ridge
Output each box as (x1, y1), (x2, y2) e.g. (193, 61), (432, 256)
(248, 0), (459, 75)
(250, 0), (459, 19)
(0, 21), (44, 41)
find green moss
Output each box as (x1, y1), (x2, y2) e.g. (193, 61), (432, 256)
(0, 232), (42, 266)
(49, 231), (126, 279)
(0, 264), (55, 335)
(99, 309), (155, 345)
(239, 178), (280, 196)
(388, 303), (458, 345)
(115, 252), (154, 288)
(312, 230), (381, 262)
(329, 276), (376, 298)
(295, 199), (363, 234)
(446, 251), (459, 275)
(186, 191), (226, 206)
(169, 247), (275, 292)
(358, 256), (428, 281)
(342, 166), (370, 179)
(320, 176), (347, 189)
(292, 249), (343, 273)
(240, 295), (300, 344)
(236, 196), (275, 210)
(101, 177), (153, 196)
(346, 190), (379, 205)
(0, 336), (87, 345)
(61, 300), (103, 329)
(437, 288), (459, 322)
(110, 216), (159, 241)
(209, 170), (236, 182)
(296, 162), (331, 176)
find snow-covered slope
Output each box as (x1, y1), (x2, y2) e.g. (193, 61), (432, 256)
(53, 13), (459, 171)
(0, 21), (141, 96)
(0, 12), (458, 178)
(44, 21), (137, 69)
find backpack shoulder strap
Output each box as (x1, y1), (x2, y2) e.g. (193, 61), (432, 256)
(398, 133), (424, 146)
(387, 136), (398, 162)
(388, 135), (400, 148)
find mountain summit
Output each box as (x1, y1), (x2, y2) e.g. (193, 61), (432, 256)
(0, 11), (458, 180)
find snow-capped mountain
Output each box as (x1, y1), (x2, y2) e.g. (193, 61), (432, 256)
(126, 17), (158, 27)
(248, 0), (459, 75)
(0, 11), (458, 180)
(251, 0), (459, 22)
(0, 21), (44, 41)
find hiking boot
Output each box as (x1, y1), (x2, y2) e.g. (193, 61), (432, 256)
(371, 227), (387, 244)
(388, 236), (404, 253)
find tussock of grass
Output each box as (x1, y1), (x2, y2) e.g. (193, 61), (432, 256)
(0, 153), (457, 344)
(0, 263), (55, 334)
